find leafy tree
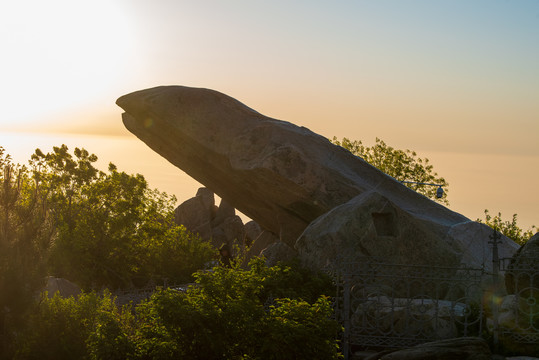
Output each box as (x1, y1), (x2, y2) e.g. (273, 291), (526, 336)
(0, 144), (216, 357)
(145, 225), (215, 285)
(331, 138), (538, 245)
(29, 145), (214, 290)
(332, 137), (449, 204)
(261, 297), (341, 360)
(479, 209), (537, 246)
(15, 291), (133, 360)
(0, 147), (54, 358)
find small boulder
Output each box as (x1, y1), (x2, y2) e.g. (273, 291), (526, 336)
(195, 187), (215, 211)
(44, 277), (81, 298)
(174, 187), (215, 230)
(260, 241), (297, 266)
(244, 221), (262, 247)
(213, 198), (236, 226)
(219, 215), (245, 245)
(247, 231), (279, 259)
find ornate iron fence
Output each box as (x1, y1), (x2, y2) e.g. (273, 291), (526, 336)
(498, 249), (539, 351)
(333, 231), (539, 359)
(114, 283), (192, 306)
(333, 259), (485, 358)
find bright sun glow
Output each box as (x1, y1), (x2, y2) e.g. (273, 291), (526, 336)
(0, 0), (134, 125)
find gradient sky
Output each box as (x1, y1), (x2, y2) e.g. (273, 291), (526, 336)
(1, 0), (538, 229)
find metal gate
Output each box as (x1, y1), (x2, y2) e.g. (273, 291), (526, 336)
(333, 232), (539, 359)
(333, 259), (485, 358)
(498, 249), (539, 351)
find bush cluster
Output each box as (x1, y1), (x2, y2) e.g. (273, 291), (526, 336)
(14, 259), (341, 360)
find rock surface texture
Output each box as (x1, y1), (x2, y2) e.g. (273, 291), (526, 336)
(117, 86), (518, 270)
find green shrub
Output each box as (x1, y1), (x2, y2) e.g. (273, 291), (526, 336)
(86, 300), (136, 360)
(262, 297), (341, 360)
(129, 258), (342, 359)
(14, 259), (341, 360)
(16, 292), (101, 359)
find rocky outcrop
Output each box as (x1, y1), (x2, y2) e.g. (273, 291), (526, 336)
(296, 191), (517, 272)
(117, 86), (518, 271)
(260, 241), (297, 267)
(505, 232), (539, 295)
(174, 187), (282, 261)
(174, 187), (245, 249)
(244, 221), (262, 247)
(175, 187), (216, 240)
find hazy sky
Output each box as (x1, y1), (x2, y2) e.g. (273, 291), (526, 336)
(1, 0), (538, 229)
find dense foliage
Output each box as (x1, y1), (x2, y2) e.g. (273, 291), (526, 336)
(15, 259), (341, 360)
(0, 145), (215, 358)
(0, 145), (340, 359)
(2, 139), (536, 359)
(478, 209), (537, 246)
(0, 148), (53, 357)
(29, 145), (214, 289)
(331, 137), (449, 204)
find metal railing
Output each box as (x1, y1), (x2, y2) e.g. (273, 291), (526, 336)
(333, 230), (539, 359)
(333, 260), (485, 358)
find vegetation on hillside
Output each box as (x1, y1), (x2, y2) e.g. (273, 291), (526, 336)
(1, 138), (536, 358)
(15, 259), (339, 360)
(0, 145), (340, 359)
(0, 145), (213, 358)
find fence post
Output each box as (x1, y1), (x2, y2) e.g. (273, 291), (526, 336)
(489, 230), (502, 351)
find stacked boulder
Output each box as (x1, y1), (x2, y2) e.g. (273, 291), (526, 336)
(174, 187), (242, 248)
(174, 187), (290, 262)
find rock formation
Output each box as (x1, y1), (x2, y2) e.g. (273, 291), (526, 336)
(260, 241), (297, 267)
(174, 187), (245, 249)
(116, 85), (518, 271)
(174, 187), (281, 262)
(505, 232), (539, 295)
(296, 191), (517, 272)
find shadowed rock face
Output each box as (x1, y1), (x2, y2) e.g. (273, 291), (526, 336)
(116, 86), (518, 268)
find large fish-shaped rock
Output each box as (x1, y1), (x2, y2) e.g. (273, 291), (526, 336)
(116, 86), (518, 269)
